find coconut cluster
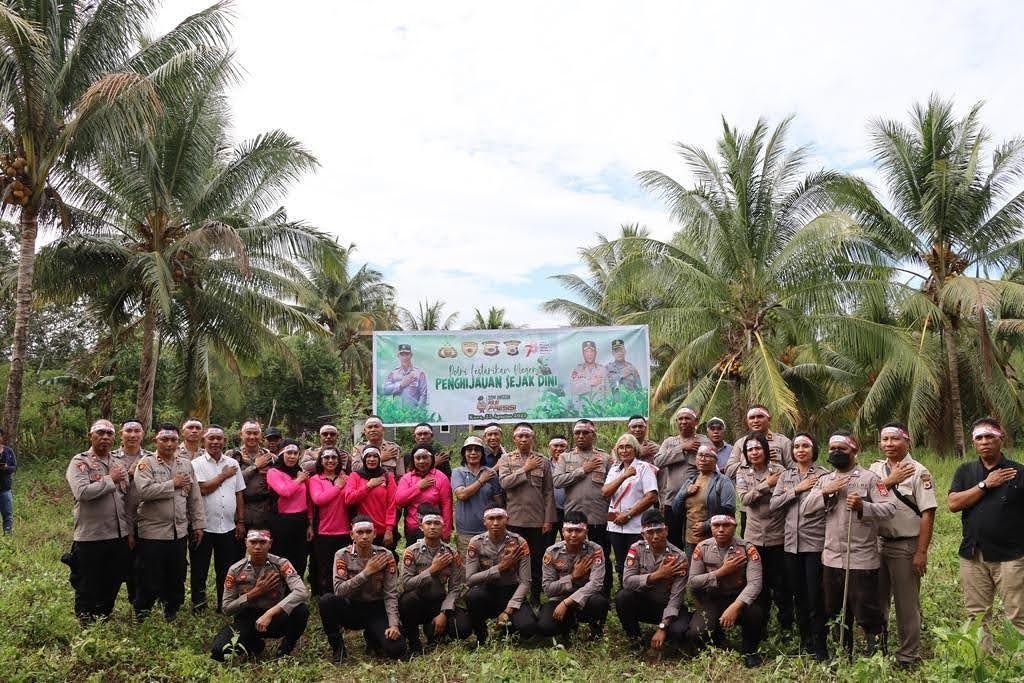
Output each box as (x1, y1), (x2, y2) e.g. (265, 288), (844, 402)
(1, 155), (30, 206)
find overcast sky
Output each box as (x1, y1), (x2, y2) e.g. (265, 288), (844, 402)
(155, 1), (1024, 328)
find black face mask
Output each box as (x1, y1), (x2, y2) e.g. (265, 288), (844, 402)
(827, 449), (851, 469)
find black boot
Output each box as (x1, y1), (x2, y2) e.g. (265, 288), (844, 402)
(327, 633), (346, 663)
(275, 638), (297, 659)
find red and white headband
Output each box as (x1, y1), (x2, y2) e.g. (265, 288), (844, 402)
(562, 521), (587, 530)
(675, 407), (697, 419)
(828, 435), (857, 450)
(483, 507), (508, 519)
(421, 514), (443, 524)
(880, 426), (910, 441)
(710, 514), (737, 526)
(246, 529), (271, 542)
(352, 520), (375, 532)
(204, 426), (224, 437)
(747, 408), (770, 419)
(513, 425), (534, 436)
(156, 427), (179, 439)
(642, 522), (666, 532)
(972, 424), (1004, 440)
(793, 435), (815, 448)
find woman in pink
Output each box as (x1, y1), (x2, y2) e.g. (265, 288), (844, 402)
(396, 447), (453, 543)
(344, 446), (398, 550)
(266, 440), (311, 576)
(308, 447), (350, 596)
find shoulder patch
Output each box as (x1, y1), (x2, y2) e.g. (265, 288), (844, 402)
(137, 461), (147, 471)
(224, 573), (235, 588)
(467, 544), (477, 559)
(543, 551), (553, 565)
(692, 545), (703, 561)
(280, 560), (296, 576)
(388, 557), (397, 574)
(746, 545), (761, 561)
(921, 472), (933, 490)
(876, 481), (889, 496)
(521, 542), (530, 556)
(625, 554), (636, 567)
(403, 549), (414, 566)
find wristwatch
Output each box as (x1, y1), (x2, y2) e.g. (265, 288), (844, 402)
(657, 622), (667, 630)
(978, 481), (988, 491)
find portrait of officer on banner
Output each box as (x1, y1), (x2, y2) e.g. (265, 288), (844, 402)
(382, 343), (428, 407)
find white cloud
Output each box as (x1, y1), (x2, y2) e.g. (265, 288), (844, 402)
(156, 0), (1024, 325)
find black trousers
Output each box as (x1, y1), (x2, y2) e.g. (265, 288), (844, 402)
(688, 592), (766, 655)
(189, 530), (242, 610)
(663, 505), (685, 551)
(587, 524), (614, 595)
(823, 566), (884, 652)
(608, 531), (640, 589)
(786, 551), (826, 654)
(536, 594), (610, 638)
(398, 588), (472, 649)
(210, 604), (310, 661)
(509, 525), (546, 602)
(614, 589), (690, 641)
(135, 537), (188, 619)
(270, 513), (309, 578)
(311, 534), (349, 596)
(74, 537), (131, 623)
(756, 544), (794, 631)
(319, 594), (407, 659)
(465, 584), (538, 641)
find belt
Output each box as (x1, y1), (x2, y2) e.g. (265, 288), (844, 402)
(882, 535), (918, 542)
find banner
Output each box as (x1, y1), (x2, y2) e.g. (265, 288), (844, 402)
(372, 325), (650, 426)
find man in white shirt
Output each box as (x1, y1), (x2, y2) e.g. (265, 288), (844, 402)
(189, 424), (246, 613)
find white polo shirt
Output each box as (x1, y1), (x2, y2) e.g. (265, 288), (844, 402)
(605, 459), (659, 534)
(191, 452), (246, 534)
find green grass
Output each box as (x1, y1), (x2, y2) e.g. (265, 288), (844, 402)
(4, 451), (1024, 681)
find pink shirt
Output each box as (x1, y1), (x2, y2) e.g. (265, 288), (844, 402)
(396, 469), (453, 538)
(266, 468), (308, 515)
(308, 473), (351, 535)
(344, 471), (397, 536)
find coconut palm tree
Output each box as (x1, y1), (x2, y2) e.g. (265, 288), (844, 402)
(829, 96), (1024, 454)
(464, 306), (515, 330)
(611, 116), (919, 434)
(33, 48), (340, 427)
(400, 300), (458, 331)
(0, 1), (232, 445)
(303, 243), (397, 388)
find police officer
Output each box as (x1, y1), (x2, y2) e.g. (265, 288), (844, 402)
(497, 422), (557, 605)
(133, 422), (206, 621)
(653, 406), (712, 548)
(398, 504), (472, 654)
(178, 417), (205, 460)
(627, 415), (659, 462)
(605, 339), (641, 391)
(66, 419), (134, 624)
(869, 422), (936, 667)
(464, 507), (538, 645)
(552, 419), (613, 595)
(804, 431), (895, 656)
(406, 423), (452, 478)
(537, 511), (609, 640)
(687, 514), (767, 668)
(318, 515), (407, 662)
(354, 415), (405, 479)
(301, 424), (350, 474)
(114, 418), (151, 604)
(210, 529), (310, 661)
(382, 343), (428, 407)
(615, 509), (690, 652)
(724, 406), (793, 478)
(568, 340), (609, 407)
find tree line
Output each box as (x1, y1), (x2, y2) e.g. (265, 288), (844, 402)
(0, 3), (1020, 457)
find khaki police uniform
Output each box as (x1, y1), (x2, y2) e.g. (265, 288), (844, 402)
(112, 446), (151, 605)
(210, 553), (310, 660)
(464, 531), (538, 642)
(232, 447), (275, 529)
(869, 454), (937, 663)
(687, 536), (766, 654)
(615, 539), (690, 642)
(552, 447), (614, 594)
(498, 450), (557, 602)
(537, 539), (609, 637)
(769, 463), (830, 656)
(653, 434), (712, 547)
(318, 543), (407, 659)
(804, 465), (895, 651)
(354, 439), (405, 478)
(737, 463), (792, 631)
(568, 362), (609, 406)
(132, 453), (206, 619)
(725, 432), (794, 479)
(398, 539), (471, 649)
(66, 449), (135, 622)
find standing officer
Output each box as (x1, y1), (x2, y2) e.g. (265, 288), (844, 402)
(536, 511), (609, 640)
(705, 417), (731, 472)
(552, 419), (613, 595)
(178, 417), (206, 459)
(948, 417), (1024, 651)
(318, 516), (407, 662)
(653, 406), (712, 548)
(615, 509), (690, 652)
(382, 343), (428, 407)
(804, 431), (895, 656)
(724, 406), (793, 478)
(301, 424), (350, 474)
(114, 418), (150, 603)
(354, 415), (405, 478)
(568, 340), (609, 407)
(869, 422), (936, 668)
(464, 507), (538, 645)
(133, 422), (206, 621)
(210, 529), (310, 661)
(407, 423), (452, 478)
(605, 338), (641, 391)
(626, 415), (659, 462)
(66, 419), (134, 624)
(497, 422), (557, 604)
(398, 503), (472, 654)
(686, 515), (767, 668)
